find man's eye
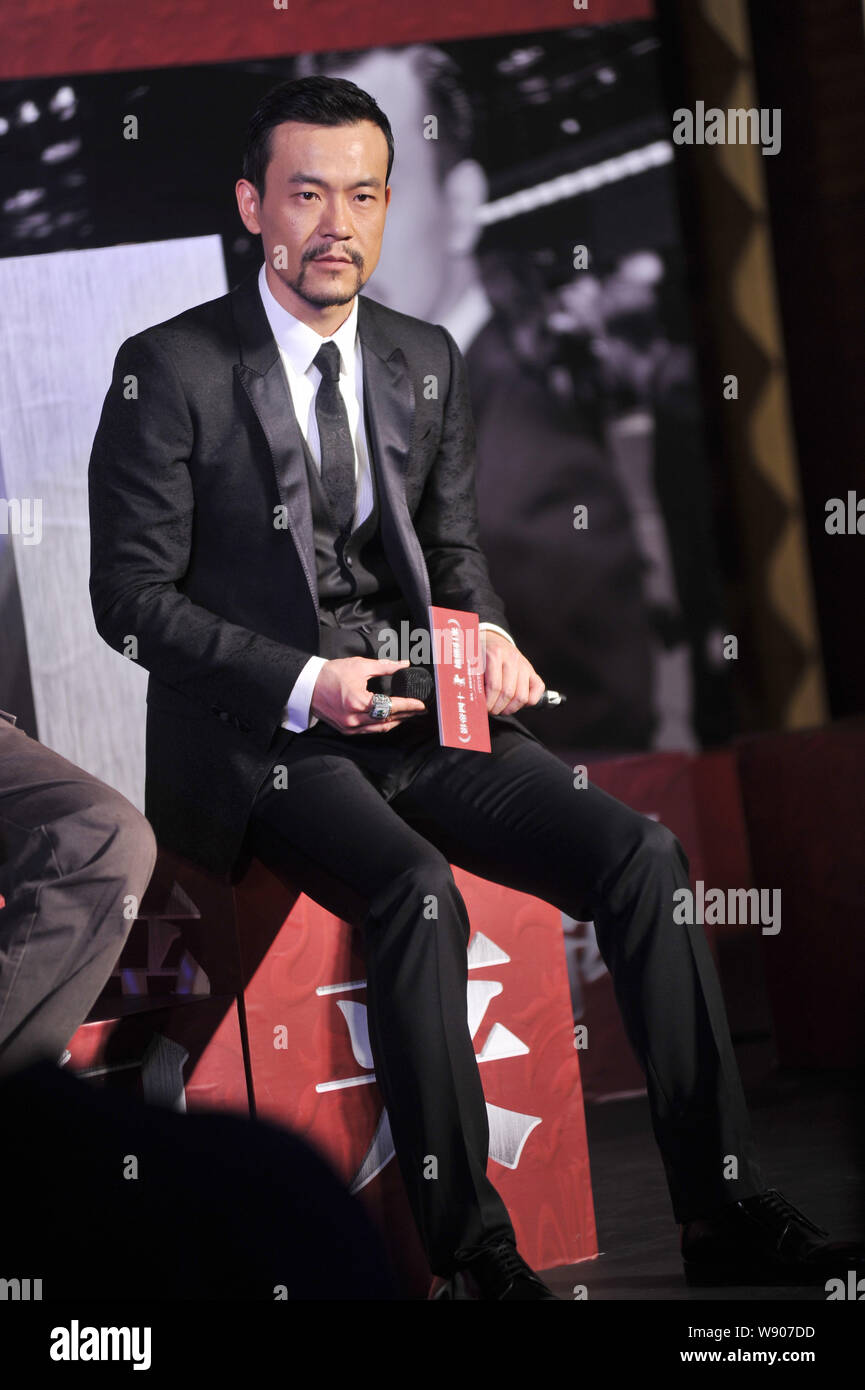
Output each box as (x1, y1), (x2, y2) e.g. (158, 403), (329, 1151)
(295, 192), (372, 203)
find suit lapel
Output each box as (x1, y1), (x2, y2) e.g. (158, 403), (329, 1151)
(229, 269), (431, 632)
(357, 296), (433, 625)
(231, 270), (319, 624)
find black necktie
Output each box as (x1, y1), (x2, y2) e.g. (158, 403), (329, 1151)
(313, 341), (356, 538)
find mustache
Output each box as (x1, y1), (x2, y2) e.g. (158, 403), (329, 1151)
(307, 249), (361, 264)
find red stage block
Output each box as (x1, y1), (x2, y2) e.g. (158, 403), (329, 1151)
(67, 996), (249, 1115)
(72, 845), (597, 1295)
(234, 858), (598, 1295)
(68, 848), (251, 1112)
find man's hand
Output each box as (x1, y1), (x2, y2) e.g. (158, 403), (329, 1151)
(310, 657), (427, 735)
(480, 631), (545, 716)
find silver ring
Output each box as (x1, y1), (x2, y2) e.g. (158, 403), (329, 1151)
(368, 693), (392, 721)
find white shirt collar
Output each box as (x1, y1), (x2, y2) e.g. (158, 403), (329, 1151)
(257, 261), (358, 378)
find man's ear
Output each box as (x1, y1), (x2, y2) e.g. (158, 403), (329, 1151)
(235, 179), (262, 236)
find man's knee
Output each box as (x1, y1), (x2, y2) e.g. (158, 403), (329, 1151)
(367, 847), (460, 929)
(404, 850), (458, 919)
(62, 788), (157, 895)
(111, 800), (158, 893)
(387, 845), (455, 899)
(634, 817), (689, 875)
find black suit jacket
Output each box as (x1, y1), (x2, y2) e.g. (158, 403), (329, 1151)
(88, 266), (536, 880)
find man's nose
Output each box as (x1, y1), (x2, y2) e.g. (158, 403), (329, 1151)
(318, 197), (354, 238)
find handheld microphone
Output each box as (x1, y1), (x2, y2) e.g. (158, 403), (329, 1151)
(390, 666), (566, 708)
(390, 666), (436, 705)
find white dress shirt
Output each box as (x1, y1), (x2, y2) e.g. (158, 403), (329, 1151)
(256, 263), (513, 733)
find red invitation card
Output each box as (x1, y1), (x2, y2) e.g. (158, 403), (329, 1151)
(428, 605), (491, 753)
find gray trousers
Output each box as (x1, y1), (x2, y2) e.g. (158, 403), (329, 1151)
(0, 709), (157, 1076)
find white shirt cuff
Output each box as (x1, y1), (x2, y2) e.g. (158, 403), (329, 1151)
(479, 622), (516, 647)
(282, 656), (329, 732)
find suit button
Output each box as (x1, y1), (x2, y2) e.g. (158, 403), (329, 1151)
(219, 711), (230, 722)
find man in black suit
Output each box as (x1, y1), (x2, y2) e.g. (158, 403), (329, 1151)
(88, 75), (859, 1299)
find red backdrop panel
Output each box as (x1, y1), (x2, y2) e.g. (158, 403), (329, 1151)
(0, 1), (654, 81)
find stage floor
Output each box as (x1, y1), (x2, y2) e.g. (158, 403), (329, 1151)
(541, 1040), (865, 1301)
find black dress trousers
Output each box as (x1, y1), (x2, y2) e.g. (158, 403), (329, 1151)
(244, 710), (765, 1277)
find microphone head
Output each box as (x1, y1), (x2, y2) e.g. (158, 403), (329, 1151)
(390, 665), (434, 707)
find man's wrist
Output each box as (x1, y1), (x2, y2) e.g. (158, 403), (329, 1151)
(479, 622), (516, 647)
(282, 655), (328, 733)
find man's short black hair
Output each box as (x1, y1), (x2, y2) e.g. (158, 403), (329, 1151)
(242, 74), (395, 201)
(296, 45), (479, 184)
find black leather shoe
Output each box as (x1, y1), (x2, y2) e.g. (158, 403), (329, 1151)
(430, 1239), (561, 1300)
(682, 1188), (865, 1287)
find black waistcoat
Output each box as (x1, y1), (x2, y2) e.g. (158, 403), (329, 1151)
(299, 390), (413, 664)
